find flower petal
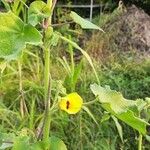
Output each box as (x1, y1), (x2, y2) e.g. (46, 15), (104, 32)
(59, 93), (83, 114)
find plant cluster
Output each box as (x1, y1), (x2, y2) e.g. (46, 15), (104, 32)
(0, 0), (150, 150)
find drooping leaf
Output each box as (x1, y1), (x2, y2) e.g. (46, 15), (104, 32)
(111, 116), (123, 142)
(0, 11), (42, 60)
(28, 1), (51, 26)
(58, 34), (99, 84)
(49, 136), (67, 150)
(70, 11), (104, 32)
(90, 84), (149, 134)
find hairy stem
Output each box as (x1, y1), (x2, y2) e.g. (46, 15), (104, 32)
(43, 47), (51, 145)
(42, 0), (53, 147)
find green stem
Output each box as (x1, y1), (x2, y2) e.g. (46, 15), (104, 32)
(43, 47), (51, 145)
(42, 1), (55, 148)
(83, 97), (98, 106)
(138, 133), (143, 150)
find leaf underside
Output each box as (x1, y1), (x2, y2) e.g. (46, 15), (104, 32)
(90, 83), (149, 134)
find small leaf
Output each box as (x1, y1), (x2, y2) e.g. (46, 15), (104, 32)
(49, 136), (67, 150)
(70, 11), (104, 32)
(100, 112), (110, 123)
(0, 12), (42, 60)
(28, 1), (51, 26)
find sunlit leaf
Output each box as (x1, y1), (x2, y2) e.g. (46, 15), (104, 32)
(28, 1), (51, 26)
(70, 11), (104, 32)
(0, 12), (42, 60)
(90, 84), (149, 134)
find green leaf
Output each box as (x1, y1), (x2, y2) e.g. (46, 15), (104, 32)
(49, 136), (67, 150)
(58, 34), (99, 84)
(90, 84), (149, 134)
(70, 11), (104, 32)
(111, 116), (123, 142)
(1, 0), (10, 11)
(100, 112), (110, 123)
(72, 61), (82, 87)
(28, 1), (51, 26)
(0, 12), (42, 60)
(12, 136), (30, 150)
(30, 142), (43, 150)
(145, 135), (150, 143)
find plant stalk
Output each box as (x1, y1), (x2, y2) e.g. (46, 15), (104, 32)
(42, 0), (53, 147)
(138, 133), (143, 150)
(43, 47), (51, 145)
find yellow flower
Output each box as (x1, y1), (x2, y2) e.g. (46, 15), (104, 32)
(59, 93), (83, 114)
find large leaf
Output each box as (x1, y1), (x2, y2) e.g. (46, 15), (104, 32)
(0, 11), (42, 60)
(28, 1), (51, 26)
(90, 84), (149, 134)
(49, 136), (67, 150)
(70, 11), (104, 32)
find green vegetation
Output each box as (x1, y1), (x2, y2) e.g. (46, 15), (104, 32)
(0, 0), (150, 150)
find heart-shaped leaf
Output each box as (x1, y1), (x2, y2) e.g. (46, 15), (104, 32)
(0, 11), (42, 60)
(28, 1), (51, 26)
(70, 11), (104, 32)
